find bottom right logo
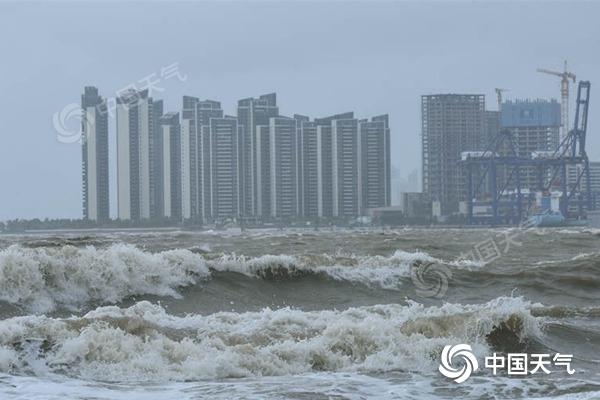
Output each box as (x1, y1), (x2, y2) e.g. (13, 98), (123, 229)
(439, 344), (575, 383)
(439, 344), (479, 383)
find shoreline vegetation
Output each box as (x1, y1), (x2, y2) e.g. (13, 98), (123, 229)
(0, 216), (533, 234)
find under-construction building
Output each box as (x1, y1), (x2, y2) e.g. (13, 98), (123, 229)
(590, 162), (600, 195)
(500, 99), (561, 192)
(462, 80), (595, 225)
(501, 99), (561, 154)
(421, 94), (486, 214)
(569, 160), (600, 196)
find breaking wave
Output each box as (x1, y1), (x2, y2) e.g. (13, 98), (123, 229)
(0, 244), (210, 313)
(0, 245), (481, 313)
(0, 296), (542, 382)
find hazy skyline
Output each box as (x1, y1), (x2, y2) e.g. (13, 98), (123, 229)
(1, 1), (599, 220)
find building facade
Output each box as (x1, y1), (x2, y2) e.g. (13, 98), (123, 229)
(359, 115), (391, 212)
(269, 117), (299, 218)
(298, 117), (319, 218)
(81, 86), (109, 222)
(501, 99), (561, 192)
(116, 89), (161, 221)
(237, 93), (279, 217)
(332, 118), (359, 217)
(204, 117), (242, 220)
(85, 89), (391, 225)
(180, 96), (200, 221)
(159, 112), (181, 219)
(422, 94), (486, 213)
(590, 161), (600, 196)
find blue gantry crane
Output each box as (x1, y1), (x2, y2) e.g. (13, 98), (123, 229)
(462, 81), (595, 225)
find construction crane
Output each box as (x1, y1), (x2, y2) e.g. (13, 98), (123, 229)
(537, 60), (576, 142)
(462, 80), (595, 226)
(495, 88), (509, 112)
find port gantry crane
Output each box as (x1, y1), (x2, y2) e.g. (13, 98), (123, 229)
(461, 80), (595, 225)
(537, 61), (576, 143)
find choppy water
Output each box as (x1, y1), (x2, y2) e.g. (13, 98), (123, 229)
(0, 227), (599, 399)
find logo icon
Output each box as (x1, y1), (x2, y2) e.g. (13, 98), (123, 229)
(411, 261), (452, 298)
(439, 344), (479, 383)
(53, 103), (93, 143)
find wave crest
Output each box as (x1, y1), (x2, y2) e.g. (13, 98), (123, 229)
(0, 244), (483, 313)
(0, 296), (543, 382)
(0, 244), (210, 313)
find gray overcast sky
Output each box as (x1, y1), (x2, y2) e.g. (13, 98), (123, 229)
(1, 1), (599, 220)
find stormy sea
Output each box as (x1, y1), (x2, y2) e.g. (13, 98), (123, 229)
(0, 227), (598, 399)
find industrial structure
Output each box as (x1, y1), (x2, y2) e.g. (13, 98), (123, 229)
(537, 61), (576, 143)
(495, 88), (509, 113)
(462, 81), (595, 225)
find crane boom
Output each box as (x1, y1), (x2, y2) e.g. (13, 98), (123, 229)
(537, 68), (564, 77)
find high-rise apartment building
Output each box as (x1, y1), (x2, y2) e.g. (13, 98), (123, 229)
(590, 161), (600, 196)
(254, 125), (271, 218)
(151, 100), (164, 219)
(359, 115), (391, 211)
(501, 99), (561, 191)
(297, 116), (318, 218)
(203, 117), (242, 220)
(422, 94), (485, 213)
(88, 89), (390, 224)
(180, 96), (200, 221)
(81, 86), (109, 222)
(237, 93), (279, 217)
(501, 99), (561, 155)
(312, 112), (354, 218)
(196, 100), (225, 221)
(159, 112), (181, 219)
(566, 160), (600, 198)
(269, 117), (299, 218)
(332, 117), (360, 217)
(116, 89), (160, 221)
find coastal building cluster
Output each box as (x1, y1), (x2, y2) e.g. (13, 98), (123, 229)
(82, 87), (391, 224)
(419, 94), (600, 218)
(421, 95), (564, 214)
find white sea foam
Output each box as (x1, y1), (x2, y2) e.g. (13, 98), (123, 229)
(204, 249), (483, 284)
(1, 370), (596, 400)
(582, 228), (600, 235)
(570, 251), (600, 261)
(0, 244), (210, 313)
(0, 296), (542, 383)
(0, 371), (472, 400)
(533, 251), (600, 266)
(0, 244), (485, 312)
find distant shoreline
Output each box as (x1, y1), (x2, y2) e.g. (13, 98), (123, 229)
(0, 224), (557, 235)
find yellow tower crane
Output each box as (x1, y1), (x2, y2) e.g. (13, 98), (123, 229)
(537, 60), (576, 142)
